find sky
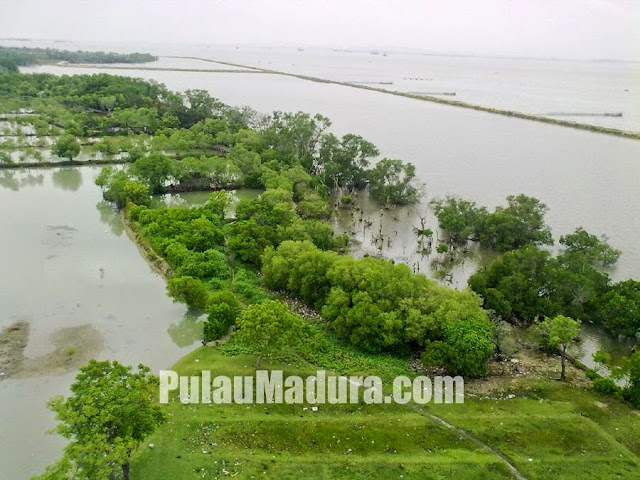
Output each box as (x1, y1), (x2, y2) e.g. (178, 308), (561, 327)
(1, 0), (639, 60)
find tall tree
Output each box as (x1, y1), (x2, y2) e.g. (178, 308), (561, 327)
(538, 315), (581, 381)
(36, 361), (165, 480)
(129, 152), (174, 193)
(433, 196), (487, 245)
(367, 158), (418, 206)
(479, 194), (553, 251)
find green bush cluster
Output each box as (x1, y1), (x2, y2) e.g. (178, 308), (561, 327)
(263, 240), (494, 377)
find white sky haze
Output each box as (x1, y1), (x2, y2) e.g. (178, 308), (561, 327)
(0, 0), (639, 60)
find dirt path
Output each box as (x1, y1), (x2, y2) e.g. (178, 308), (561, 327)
(411, 404), (528, 480)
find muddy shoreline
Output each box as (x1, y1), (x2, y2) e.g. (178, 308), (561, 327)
(0, 322), (103, 380)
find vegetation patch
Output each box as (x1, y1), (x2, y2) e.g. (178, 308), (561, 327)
(0, 321), (29, 379)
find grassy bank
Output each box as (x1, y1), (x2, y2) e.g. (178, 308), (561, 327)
(131, 343), (639, 479)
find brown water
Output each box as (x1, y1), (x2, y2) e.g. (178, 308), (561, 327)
(0, 167), (194, 479)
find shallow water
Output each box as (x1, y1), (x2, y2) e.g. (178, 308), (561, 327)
(0, 167), (195, 479)
(4, 48), (639, 476)
(23, 60), (640, 282)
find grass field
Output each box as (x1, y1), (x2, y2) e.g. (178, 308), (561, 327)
(131, 345), (639, 480)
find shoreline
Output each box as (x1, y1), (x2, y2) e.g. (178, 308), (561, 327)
(0, 158), (130, 170)
(164, 55), (640, 141)
(121, 210), (174, 281)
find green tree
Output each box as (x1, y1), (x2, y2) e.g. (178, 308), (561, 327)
(318, 133), (379, 189)
(367, 158), (418, 206)
(538, 315), (581, 381)
(52, 134), (81, 161)
(591, 280), (640, 338)
(621, 351), (640, 408)
(204, 290), (242, 342)
(478, 194), (553, 252)
(433, 196), (487, 245)
(234, 300), (303, 367)
(36, 360), (165, 480)
(559, 227), (621, 267)
(130, 153), (174, 193)
(296, 192), (332, 220)
(167, 275), (210, 310)
(96, 168), (151, 209)
(422, 308), (494, 377)
(468, 245), (558, 321)
(263, 111), (331, 169)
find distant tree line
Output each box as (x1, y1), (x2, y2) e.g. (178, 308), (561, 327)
(0, 46), (156, 72)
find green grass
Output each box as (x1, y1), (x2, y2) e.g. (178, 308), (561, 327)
(131, 347), (639, 479)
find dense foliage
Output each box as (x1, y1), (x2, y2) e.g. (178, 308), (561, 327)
(1, 72), (419, 205)
(36, 361), (165, 480)
(262, 240), (494, 376)
(468, 227), (638, 340)
(0, 46), (156, 72)
(433, 194), (552, 251)
(235, 300), (304, 367)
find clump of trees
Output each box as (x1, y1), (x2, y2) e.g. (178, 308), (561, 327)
(3, 71), (420, 208)
(204, 290), (242, 342)
(591, 280), (640, 338)
(433, 194), (552, 251)
(0, 46), (157, 71)
(95, 167), (151, 208)
(367, 158), (418, 206)
(36, 361), (165, 480)
(262, 240), (494, 376)
(468, 226), (638, 340)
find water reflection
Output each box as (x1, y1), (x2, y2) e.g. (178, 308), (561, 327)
(0, 170), (44, 191)
(332, 191), (496, 287)
(0, 171), (19, 191)
(95, 201), (124, 237)
(570, 324), (635, 370)
(152, 189), (262, 217)
(52, 168), (82, 191)
(167, 310), (205, 348)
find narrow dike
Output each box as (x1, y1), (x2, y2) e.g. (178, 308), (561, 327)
(163, 55), (640, 141)
(121, 211), (174, 281)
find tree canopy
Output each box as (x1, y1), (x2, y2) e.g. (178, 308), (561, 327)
(36, 361), (165, 480)
(235, 300), (304, 367)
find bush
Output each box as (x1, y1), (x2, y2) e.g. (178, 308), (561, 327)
(592, 377), (619, 395)
(203, 291), (242, 342)
(166, 276), (210, 310)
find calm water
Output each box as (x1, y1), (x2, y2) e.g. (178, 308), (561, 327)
(7, 38), (640, 131)
(0, 167), (195, 479)
(23, 59), (640, 282)
(3, 47), (639, 477)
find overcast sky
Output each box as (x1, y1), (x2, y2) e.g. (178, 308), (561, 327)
(1, 0), (639, 60)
